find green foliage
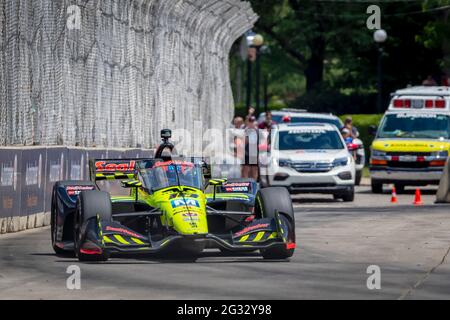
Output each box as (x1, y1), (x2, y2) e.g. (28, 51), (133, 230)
(232, 1), (448, 114)
(416, 0), (450, 70)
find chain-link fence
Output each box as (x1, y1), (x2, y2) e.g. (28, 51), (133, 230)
(0, 0), (257, 147)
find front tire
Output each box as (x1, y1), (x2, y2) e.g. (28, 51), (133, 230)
(342, 188), (355, 202)
(371, 181), (383, 194)
(255, 187), (295, 260)
(51, 185), (66, 255)
(74, 191), (112, 262)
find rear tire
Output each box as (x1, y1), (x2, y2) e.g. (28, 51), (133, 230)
(255, 187), (295, 260)
(371, 181), (383, 194)
(74, 191), (112, 262)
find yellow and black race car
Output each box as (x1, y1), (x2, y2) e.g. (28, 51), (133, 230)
(50, 130), (296, 262)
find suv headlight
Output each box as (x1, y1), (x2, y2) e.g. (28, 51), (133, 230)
(333, 157), (350, 167)
(278, 159), (291, 167)
(371, 149), (386, 157)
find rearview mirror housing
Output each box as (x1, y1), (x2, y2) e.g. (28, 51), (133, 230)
(121, 180), (142, 188)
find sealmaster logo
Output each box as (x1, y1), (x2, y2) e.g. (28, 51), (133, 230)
(234, 223), (269, 237)
(66, 185), (95, 196)
(105, 226), (143, 239)
(95, 161), (135, 172)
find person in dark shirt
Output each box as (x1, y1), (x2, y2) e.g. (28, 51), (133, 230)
(258, 111), (276, 130)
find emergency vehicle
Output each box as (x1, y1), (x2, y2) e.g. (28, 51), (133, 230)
(370, 86), (450, 193)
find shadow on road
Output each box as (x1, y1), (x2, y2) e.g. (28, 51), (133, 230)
(292, 197), (338, 204)
(33, 251), (289, 265)
(358, 189), (437, 196)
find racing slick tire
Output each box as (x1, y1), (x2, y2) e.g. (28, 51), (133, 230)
(371, 180), (383, 194)
(74, 191), (112, 262)
(51, 183), (68, 255)
(51, 181), (95, 256)
(255, 187), (295, 260)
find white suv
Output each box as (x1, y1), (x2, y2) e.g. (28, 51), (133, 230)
(258, 110), (365, 185)
(262, 123), (356, 201)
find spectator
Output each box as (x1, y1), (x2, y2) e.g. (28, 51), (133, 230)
(423, 75), (437, 86)
(441, 73), (449, 86)
(341, 128), (353, 144)
(242, 116), (259, 180)
(247, 106), (256, 119)
(258, 111), (276, 130)
(343, 116), (359, 138)
(230, 116), (245, 161)
(233, 116), (244, 129)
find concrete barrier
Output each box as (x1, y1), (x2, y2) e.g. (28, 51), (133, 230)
(0, 146), (154, 234)
(436, 158), (450, 203)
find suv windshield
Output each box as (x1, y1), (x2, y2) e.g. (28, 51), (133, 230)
(139, 160), (203, 191)
(378, 113), (450, 139)
(276, 129), (344, 150)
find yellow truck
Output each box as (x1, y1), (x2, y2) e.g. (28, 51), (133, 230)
(370, 86), (450, 193)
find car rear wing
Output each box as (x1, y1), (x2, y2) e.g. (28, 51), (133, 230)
(89, 159), (140, 181)
(89, 157), (212, 182)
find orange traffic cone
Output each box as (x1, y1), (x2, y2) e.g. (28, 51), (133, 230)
(414, 188), (423, 206)
(391, 187), (398, 203)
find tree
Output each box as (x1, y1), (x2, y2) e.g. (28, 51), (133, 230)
(240, 0), (446, 112)
(417, 0), (450, 74)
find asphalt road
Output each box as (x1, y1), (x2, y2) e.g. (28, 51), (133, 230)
(1, 185), (450, 300)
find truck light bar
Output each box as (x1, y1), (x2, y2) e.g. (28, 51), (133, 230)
(393, 99), (446, 109)
(393, 99), (411, 108)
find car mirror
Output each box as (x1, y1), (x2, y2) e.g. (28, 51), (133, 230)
(368, 125), (378, 136)
(208, 178), (227, 186)
(121, 180), (142, 188)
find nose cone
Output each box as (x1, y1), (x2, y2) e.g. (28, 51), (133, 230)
(166, 196), (208, 235)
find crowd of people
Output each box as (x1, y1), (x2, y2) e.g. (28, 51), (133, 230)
(231, 108), (362, 180)
(422, 73), (449, 86)
(231, 106), (260, 180)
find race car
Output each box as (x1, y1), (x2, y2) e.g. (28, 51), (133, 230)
(50, 131), (296, 262)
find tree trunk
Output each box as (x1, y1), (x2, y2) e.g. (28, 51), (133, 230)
(304, 36), (325, 92)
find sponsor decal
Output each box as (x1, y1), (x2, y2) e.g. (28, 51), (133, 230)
(25, 165), (39, 186)
(220, 182), (252, 192)
(154, 160), (194, 173)
(0, 166), (14, 186)
(234, 223), (270, 237)
(396, 113), (438, 119)
(2, 196), (13, 209)
(225, 186), (249, 192)
(288, 129), (327, 134)
(182, 212), (199, 221)
(66, 185), (95, 196)
(171, 199), (200, 208)
(95, 161), (136, 172)
(105, 226), (143, 239)
(26, 195), (38, 207)
(224, 182), (250, 187)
